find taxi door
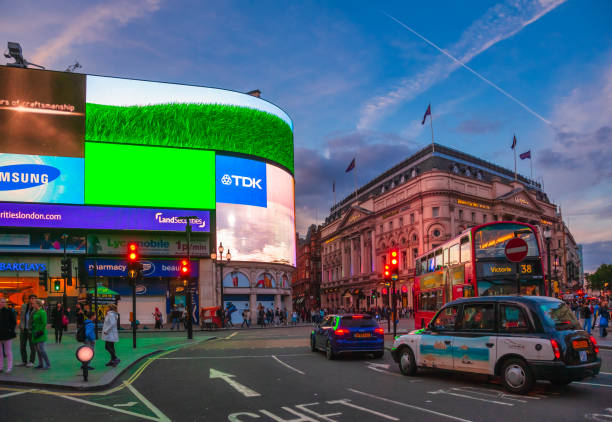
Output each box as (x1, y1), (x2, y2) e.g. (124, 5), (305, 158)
(417, 305), (458, 370)
(452, 303), (497, 374)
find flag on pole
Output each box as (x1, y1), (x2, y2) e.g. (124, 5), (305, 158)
(421, 104), (431, 125)
(511, 134), (517, 149)
(519, 150), (531, 160)
(345, 158), (356, 172)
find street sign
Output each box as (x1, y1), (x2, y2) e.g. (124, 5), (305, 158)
(505, 237), (528, 263)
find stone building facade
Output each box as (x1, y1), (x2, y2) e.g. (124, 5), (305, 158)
(320, 143), (581, 310)
(293, 225), (322, 311)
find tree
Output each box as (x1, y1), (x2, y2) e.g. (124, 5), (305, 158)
(587, 264), (612, 291)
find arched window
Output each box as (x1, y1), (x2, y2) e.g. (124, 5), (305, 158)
(254, 272), (276, 288)
(223, 271), (250, 288)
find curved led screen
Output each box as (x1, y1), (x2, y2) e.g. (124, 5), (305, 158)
(85, 76), (294, 173)
(216, 155), (296, 266)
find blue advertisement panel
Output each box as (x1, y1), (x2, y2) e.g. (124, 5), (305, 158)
(110, 279), (168, 296)
(85, 258), (199, 278)
(216, 155), (267, 207)
(0, 154), (84, 204)
(0, 232), (85, 254)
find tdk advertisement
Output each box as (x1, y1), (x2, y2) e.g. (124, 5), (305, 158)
(0, 153), (84, 204)
(216, 155), (267, 207)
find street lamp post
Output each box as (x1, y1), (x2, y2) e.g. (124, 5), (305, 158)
(544, 228), (552, 296)
(211, 243), (231, 324)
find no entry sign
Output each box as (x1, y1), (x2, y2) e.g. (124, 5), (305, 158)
(505, 237), (528, 263)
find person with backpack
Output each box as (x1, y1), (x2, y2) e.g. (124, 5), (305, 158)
(0, 297), (17, 373)
(599, 301), (609, 338)
(582, 302), (592, 334)
(102, 304), (120, 367)
(31, 299), (50, 370)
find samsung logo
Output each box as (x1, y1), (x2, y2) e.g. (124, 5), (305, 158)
(0, 164), (60, 191)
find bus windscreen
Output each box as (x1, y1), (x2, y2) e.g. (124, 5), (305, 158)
(474, 223), (539, 259)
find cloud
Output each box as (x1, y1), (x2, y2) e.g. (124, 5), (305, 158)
(456, 119), (503, 134)
(31, 0), (161, 67)
(358, 0), (566, 130)
(581, 241), (612, 273)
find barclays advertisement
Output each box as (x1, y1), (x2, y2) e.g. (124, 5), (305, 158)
(216, 155), (267, 207)
(0, 203), (210, 232)
(0, 153), (84, 204)
(85, 258), (199, 278)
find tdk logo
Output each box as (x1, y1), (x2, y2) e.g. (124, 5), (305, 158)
(221, 174), (263, 190)
(0, 164), (60, 191)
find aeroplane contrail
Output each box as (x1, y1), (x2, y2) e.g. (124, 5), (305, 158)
(382, 11), (553, 126)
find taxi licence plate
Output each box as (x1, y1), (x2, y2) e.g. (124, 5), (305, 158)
(573, 340), (588, 349)
(579, 350), (587, 362)
(355, 333), (371, 338)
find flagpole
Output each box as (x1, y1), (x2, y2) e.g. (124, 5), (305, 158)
(333, 181), (336, 206)
(513, 135), (517, 181)
(353, 168), (357, 201)
(530, 152), (533, 182)
(429, 102), (435, 152)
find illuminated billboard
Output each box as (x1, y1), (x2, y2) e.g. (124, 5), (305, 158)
(0, 153), (83, 204)
(0, 203), (209, 232)
(84, 142), (215, 209)
(217, 162), (296, 266)
(85, 75), (294, 173)
(0, 67), (85, 157)
(216, 155), (266, 207)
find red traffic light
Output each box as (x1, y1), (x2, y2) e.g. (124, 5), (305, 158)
(382, 287), (388, 295)
(391, 250), (398, 258)
(384, 264), (390, 278)
(401, 285), (408, 293)
(180, 259), (190, 274)
(127, 242), (138, 262)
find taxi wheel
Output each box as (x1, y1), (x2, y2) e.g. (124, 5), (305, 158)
(500, 358), (533, 395)
(398, 347), (417, 376)
(325, 341), (336, 360)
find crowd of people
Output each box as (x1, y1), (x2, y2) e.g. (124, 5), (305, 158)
(0, 294), (120, 374)
(567, 297), (609, 337)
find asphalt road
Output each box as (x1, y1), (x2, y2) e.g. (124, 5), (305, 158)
(2, 326), (612, 421)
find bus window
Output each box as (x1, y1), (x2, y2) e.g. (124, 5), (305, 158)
(449, 244), (459, 265)
(427, 253), (435, 272)
(444, 248), (449, 266)
(435, 250), (443, 270)
(460, 236), (471, 263)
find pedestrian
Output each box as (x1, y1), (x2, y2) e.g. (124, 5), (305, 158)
(75, 303), (85, 328)
(241, 308), (250, 328)
(0, 297), (17, 373)
(599, 302), (609, 338)
(292, 310), (298, 325)
(51, 302), (65, 344)
(582, 302), (592, 334)
(81, 312), (96, 370)
(170, 305), (181, 330)
(102, 304), (120, 367)
(31, 299), (50, 370)
(153, 307), (163, 329)
(16, 294), (37, 368)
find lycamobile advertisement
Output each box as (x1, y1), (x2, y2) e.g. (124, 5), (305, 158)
(87, 233), (209, 256)
(0, 203), (209, 232)
(0, 153), (84, 204)
(217, 163), (296, 266)
(0, 67), (85, 157)
(85, 142), (215, 209)
(85, 75), (294, 173)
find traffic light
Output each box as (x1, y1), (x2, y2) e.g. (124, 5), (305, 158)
(61, 258), (71, 279)
(383, 264), (391, 281)
(180, 259), (190, 276)
(127, 242), (142, 280)
(38, 270), (48, 287)
(371, 289), (377, 298)
(53, 280), (61, 292)
(381, 287), (388, 296)
(389, 248), (399, 281)
(401, 285), (408, 294)
(128, 242), (138, 262)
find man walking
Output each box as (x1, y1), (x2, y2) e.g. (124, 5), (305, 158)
(241, 308), (250, 328)
(16, 294), (37, 368)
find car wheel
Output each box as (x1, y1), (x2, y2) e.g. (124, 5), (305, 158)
(373, 351), (384, 359)
(310, 336), (317, 352)
(500, 358), (533, 395)
(398, 347), (417, 376)
(325, 340), (335, 360)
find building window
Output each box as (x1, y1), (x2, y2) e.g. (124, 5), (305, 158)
(379, 224), (383, 233)
(459, 210), (464, 220)
(413, 248), (418, 259)
(432, 207), (439, 218)
(558, 240), (561, 248)
(433, 229), (441, 238)
(493, 214), (498, 221)
(399, 217), (403, 227)
(410, 213), (415, 224)
(471, 212), (476, 223)
(389, 221), (393, 231)
(412, 234), (417, 242)
(483, 214), (487, 223)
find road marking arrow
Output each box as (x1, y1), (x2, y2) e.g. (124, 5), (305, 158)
(114, 402), (138, 408)
(209, 368), (261, 397)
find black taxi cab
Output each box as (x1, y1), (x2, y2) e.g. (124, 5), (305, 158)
(391, 296), (601, 394)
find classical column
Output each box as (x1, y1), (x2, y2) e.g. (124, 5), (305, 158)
(341, 239), (347, 278)
(360, 233), (366, 274)
(371, 230), (376, 273)
(350, 239), (356, 277)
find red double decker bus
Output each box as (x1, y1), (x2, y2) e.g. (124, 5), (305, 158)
(413, 221), (547, 328)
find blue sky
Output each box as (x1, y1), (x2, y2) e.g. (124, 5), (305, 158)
(2, 0), (611, 271)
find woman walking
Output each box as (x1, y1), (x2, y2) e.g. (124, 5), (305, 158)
(31, 299), (50, 370)
(153, 307), (163, 329)
(0, 297), (17, 373)
(102, 304), (120, 367)
(51, 303), (65, 343)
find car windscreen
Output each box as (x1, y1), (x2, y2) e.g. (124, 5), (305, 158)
(539, 302), (581, 331)
(340, 316), (377, 327)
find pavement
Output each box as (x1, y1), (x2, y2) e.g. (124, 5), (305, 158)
(0, 330), (214, 390)
(2, 325), (611, 422)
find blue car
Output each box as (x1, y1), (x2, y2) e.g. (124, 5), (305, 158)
(311, 314), (385, 360)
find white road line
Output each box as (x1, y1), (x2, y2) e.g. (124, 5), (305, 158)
(59, 394), (160, 421)
(226, 332), (238, 339)
(327, 399), (399, 421)
(574, 382), (612, 388)
(0, 389), (35, 399)
(159, 353), (311, 360)
(348, 388), (474, 422)
(599, 372), (612, 375)
(125, 382), (172, 422)
(272, 355), (306, 375)
(210, 368), (261, 398)
(429, 388), (513, 406)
